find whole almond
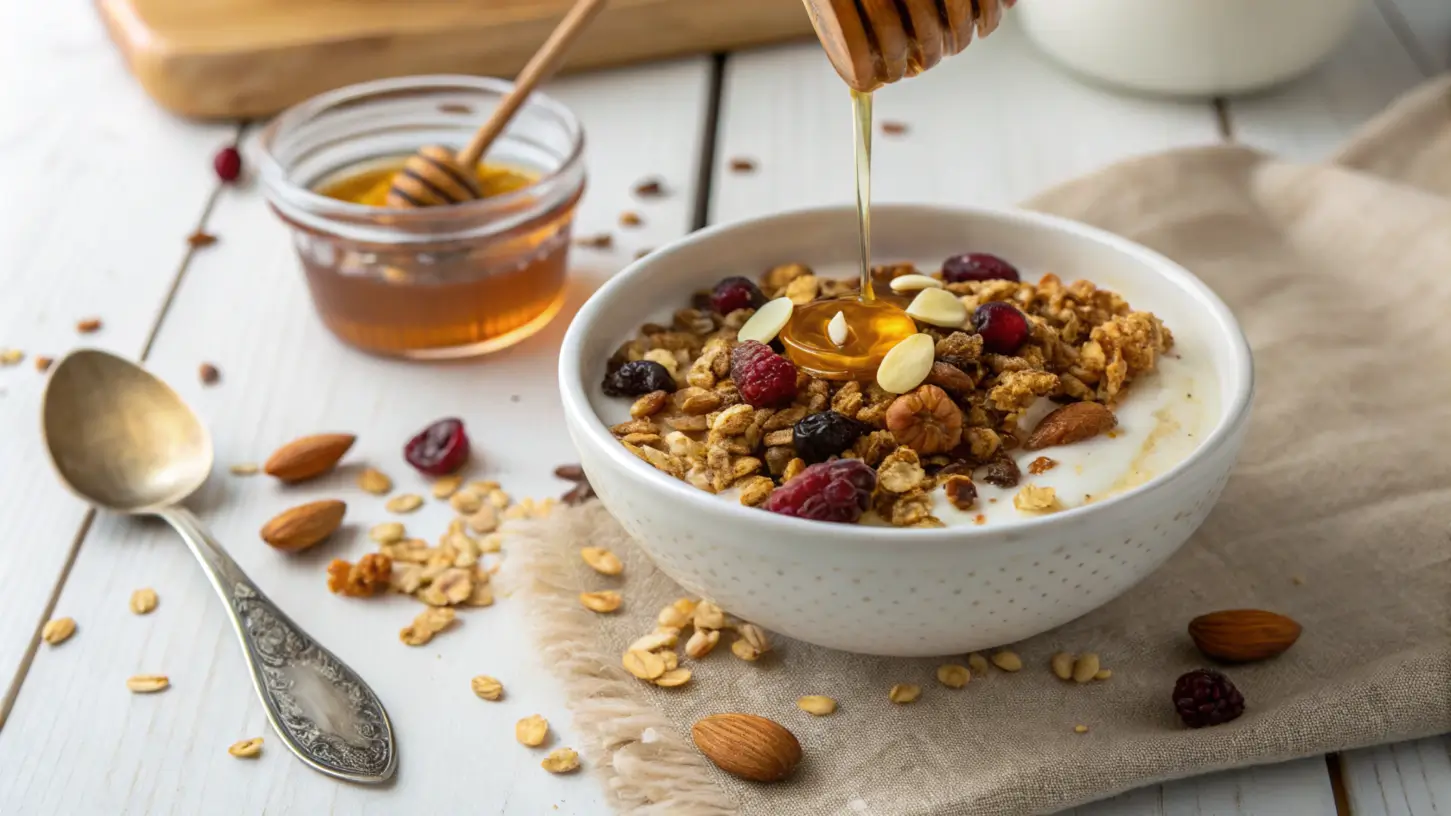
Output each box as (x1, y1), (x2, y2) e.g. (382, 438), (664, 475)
(1188, 609), (1302, 663)
(263, 434), (356, 483)
(260, 500), (346, 552)
(1025, 402), (1116, 451)
(691, 713), (802, 782)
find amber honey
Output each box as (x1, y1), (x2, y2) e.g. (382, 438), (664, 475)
(282, 156), (580, 358)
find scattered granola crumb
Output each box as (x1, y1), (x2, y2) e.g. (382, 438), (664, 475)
(0, 349), (23, 366)
(554, 464), (585, 481)
(75, 318), (102, 334)
(229, 463), (259, 476)
(327, 554), (392, 597)
(973, 514), (986, 525)
(438, 102), (473, 115)
(1027, 456), (1057, 475)
(1074, 724), (1089, 734)
(1095, 669), (1112, 681)
(198, 363), (220, 385)
(41, 617), (76, 645)
(228, 737), (263, 757)
(187, 230), (218, 248)
(34, 356), (52, 373)
(1013, 484), (1061, 513)
(357, 467), (392, 495)
(129, 588), (159, 615)
(575, 233), (613, 249)
(634, 248), (653, 260)
(729, 157), (757, 173)
(541, 747), (580, 774)
(633, 178), (666, 197)
(471, 675), (504, 700)
(881, 121), (909, 135)
(1292, 575), (1305, 586)
(619, 211), (643, 228)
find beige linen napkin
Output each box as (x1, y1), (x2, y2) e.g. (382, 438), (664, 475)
(517, 76), (1451, 815)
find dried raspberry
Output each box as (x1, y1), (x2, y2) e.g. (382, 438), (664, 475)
(710, 276), (766, 315)
(942, 252), (1020, 283)
(213, 146), (242, 183)
(603, 360), (675, 397)
(972, 301), (1030, 354)
(404, 418), (470, 476)
(730, 340), (797, 407)
(792, 411), (869, 463)
(764, 459), (876, 523)
(1173, 669), (1245, 728)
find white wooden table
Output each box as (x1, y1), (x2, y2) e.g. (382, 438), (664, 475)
(1, 2), (1447, 813)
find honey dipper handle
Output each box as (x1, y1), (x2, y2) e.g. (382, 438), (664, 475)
(456, 0), (610, 169)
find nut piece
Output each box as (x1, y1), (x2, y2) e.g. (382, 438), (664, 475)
(41, 617), (76, 645)
(936, 664), (971, 688)
(1025, 402), (1117, 450)
(263, 433), (356, 483)
(580, 547), (624, 576)
(623, 649), (667, 680)
(990, 650), (1022, 672)
(797, 695), (838, 716)
(259, 500), (346, 552)
(516, 714), (550, 747)
(905, 287), (969, 328)
(471, 675), (504, 701)
(1050, 652), (1074, 681)
(1188, 609), (1303, 663)
(579, 591), (622, 614)
(736, 297), (794, 345)
(129, 588), (159, 615)
(967, 652), (991, 675)
(1072, 652), (1101, 683)
(357, 467), (392, 495)
(327, 554), (394, 597)
(886, 385), (963, 455)
(685, 628), (721, 659)
(876, 333), (935, 394)
(228, 738), (263, 758)
(541, 747), (581, 774)
(942, 475), (977, 511)
(386, 493), (424, 514)
(126, 674), (170, 693)
(888, 683), (922, 704)
(691, 713), (802, 782)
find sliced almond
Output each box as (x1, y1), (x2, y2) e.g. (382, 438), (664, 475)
(796, 695), (837, 716)
(888, 274), (944, 293)
(579, 591), (622, 613)
(736, 297), (794, 345)
(876, 333), (936, 394)
(580, 547), (624, 576)
(126, 674), (169, 693)
(905, 287), (968, 328)
(827, 310), (848, 347)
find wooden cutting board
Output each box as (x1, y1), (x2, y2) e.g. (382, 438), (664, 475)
(97, 0), (817, 119)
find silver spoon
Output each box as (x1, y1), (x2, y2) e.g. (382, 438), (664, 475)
(40, 348), (396, 784)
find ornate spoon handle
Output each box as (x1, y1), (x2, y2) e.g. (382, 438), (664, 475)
(158, 506), (397, 783)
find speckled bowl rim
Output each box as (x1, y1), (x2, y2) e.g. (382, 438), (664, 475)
(559, 203), (1254, 542)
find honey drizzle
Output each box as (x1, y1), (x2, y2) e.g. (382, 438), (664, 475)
(851, 88), (875, 301)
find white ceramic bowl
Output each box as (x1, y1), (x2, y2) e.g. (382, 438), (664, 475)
(559, 205), (1253, 657)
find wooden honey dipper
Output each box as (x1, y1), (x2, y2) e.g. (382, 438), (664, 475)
(385, 0), (608, 209)
(800, 0), (1019, 91)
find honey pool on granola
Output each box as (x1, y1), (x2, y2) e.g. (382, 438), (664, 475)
(599, 253), (1215, 527)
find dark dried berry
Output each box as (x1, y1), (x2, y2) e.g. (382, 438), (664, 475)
(792, 411), (869, 464)
(1173, 669), (1245, 728)
(710, 276), (767, 315)
(554, 463), (586, 481)
(942, 252), (1020, 283)
(764, 459), (876, 524)
(404, 418), (470, 476)
(980, 454), (1021, 488)
(213, 146), (242, 183)
(603, 360), (675, 397)
(972, 301), (1031, 354)
(730, 341), (797, 407)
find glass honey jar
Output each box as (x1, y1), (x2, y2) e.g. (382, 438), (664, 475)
(257, 76), (586, 359)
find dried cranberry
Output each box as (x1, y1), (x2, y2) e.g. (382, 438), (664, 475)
(942, 253), (1020, 283)
(764, 459), (876, 523)
(1173, 669), (1245, 728)
(972, 301), (1031, 354)
(404, 418), (470, 476)
(792, 411), (869, 463)
(603, 360), (675, 397)
(213, 146), (242, 183)
(710, 276), (767, 315)
(730, 341), (797, 407)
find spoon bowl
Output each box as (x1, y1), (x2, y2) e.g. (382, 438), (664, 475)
(42, 348), (211, 513)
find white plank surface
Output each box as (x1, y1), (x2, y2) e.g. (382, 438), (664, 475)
(1228, 0), (1430, 161)
(1343, 737), (1451, 816)
(1385, 0), (1451, 72)
(0, 1), (233, 714)
(709, 18), (1222, 222)
(1069, 757), (1338, 815)
(0, 59), (713, 814)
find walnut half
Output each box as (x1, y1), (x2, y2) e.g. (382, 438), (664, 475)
(885, 385), (963, 455)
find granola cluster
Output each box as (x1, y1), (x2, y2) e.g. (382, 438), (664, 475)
(602, 259), (1172, 527)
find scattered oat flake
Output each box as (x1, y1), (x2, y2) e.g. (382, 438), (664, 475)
(579, 590), (621, 613)
(0, 349), (24, 365)
(472, 675), (504, 700)
(130, 588), (158, 615)
(888, 683), (921, 704)
(187, 230), (218, 248)
(654, 668), (692, 687)
(541, 747), (580, 774)
(516, 714), (549, 747)
(1027, 456), (1057, 475)
(1292, 575), (1305, 586)
(41, 617), (76, 645)
(1074, 724), (1090, 734)
(967, 652), (991, 675)
(797, 695), (837, 716)
(729, 157), (757, 173)
(431, 474), (463, 499)
(229, 463), (259, 476)
(881, 121), (909, 135)
(126, 674), (170, 693)
(575, 233), (613, 249)
(633, 178), (666, 197)
(34, 356), (52, 372)
(76, 318), (102, 334)
(936, 664), (970, 688)
(622, 649), (666, 680)
(198, 363), (220, 385)
(580, 547), (623, 576)
(990, 650), (1023, 672)
(386, 493), (424, 514)
(369, 521), (405, 544)
(228, 737), (263, 757)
